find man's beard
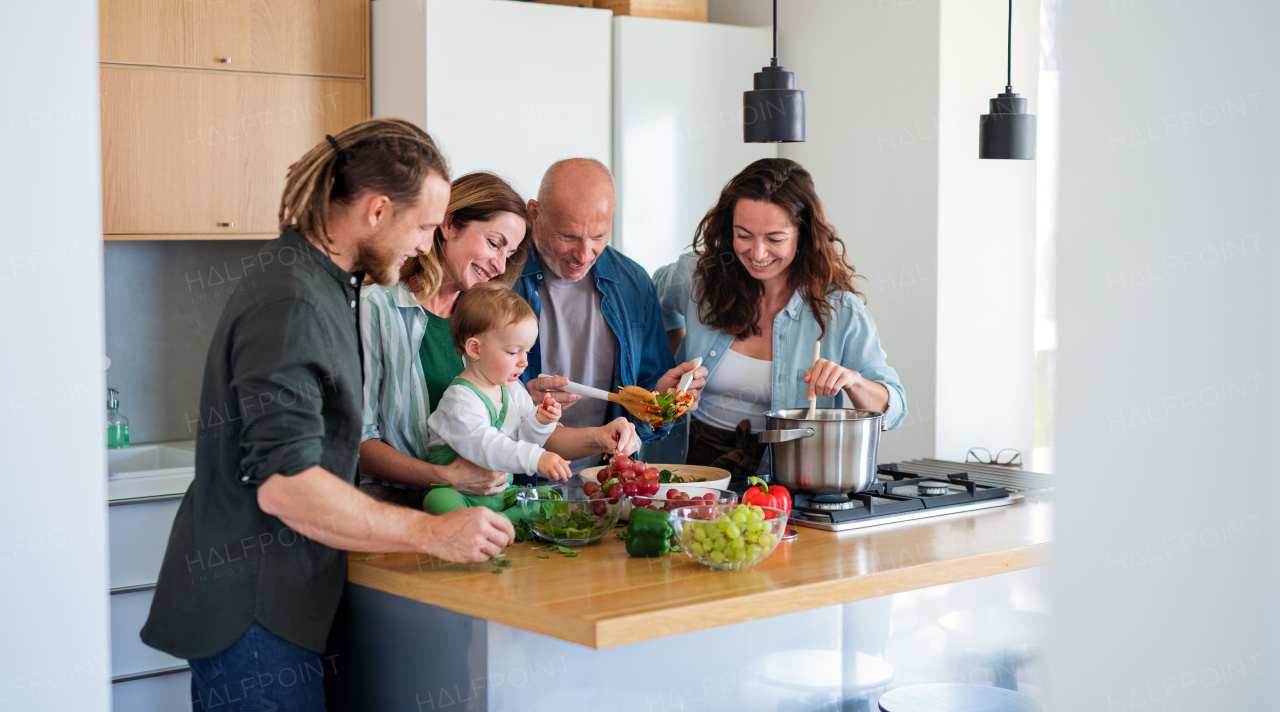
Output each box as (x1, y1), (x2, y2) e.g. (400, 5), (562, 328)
(536, 242), (592, 282)
(354, 224), (404, 287)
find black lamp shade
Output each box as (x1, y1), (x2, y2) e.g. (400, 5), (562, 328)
(744, 64), (806, 143)
(979, 91), (1036, 159)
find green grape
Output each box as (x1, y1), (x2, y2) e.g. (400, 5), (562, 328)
(712, 537), (726, 552)
(690, 542), (705, 557)
(709, 550), (726, 563)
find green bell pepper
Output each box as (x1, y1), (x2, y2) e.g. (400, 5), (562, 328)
(625, 507), (673, 557)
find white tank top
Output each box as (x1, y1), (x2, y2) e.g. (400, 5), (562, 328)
(692, 348), (772, 432)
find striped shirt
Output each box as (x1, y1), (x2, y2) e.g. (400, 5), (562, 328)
(359, 282), (436, 488)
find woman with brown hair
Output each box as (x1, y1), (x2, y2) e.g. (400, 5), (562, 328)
(653, 158), (906, 477)
(359, 172), (638, 505)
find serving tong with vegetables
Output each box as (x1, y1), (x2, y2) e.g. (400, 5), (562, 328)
(540, 357), (700, 428)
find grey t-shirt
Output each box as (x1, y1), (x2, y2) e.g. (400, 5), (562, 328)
(538, 269), (619, 473)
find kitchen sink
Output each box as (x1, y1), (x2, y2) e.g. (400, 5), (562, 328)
(108, 443), (195, 479)
(107, 443), (196, 502)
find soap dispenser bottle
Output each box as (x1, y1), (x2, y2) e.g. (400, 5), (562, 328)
(107, 388), (130, 449)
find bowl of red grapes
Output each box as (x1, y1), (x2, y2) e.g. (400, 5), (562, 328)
(579, 456), (734, 521)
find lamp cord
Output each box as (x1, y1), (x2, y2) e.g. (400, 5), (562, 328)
(772, 0), (779, 67)
(1005, 0), (1012, 91)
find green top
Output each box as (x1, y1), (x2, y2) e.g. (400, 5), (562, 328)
(419, 311), (464, 413)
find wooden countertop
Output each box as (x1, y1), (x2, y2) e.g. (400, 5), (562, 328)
(347, 494), (1052, 649)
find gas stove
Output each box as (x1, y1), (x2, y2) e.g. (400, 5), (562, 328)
(787, 464), (1024, 532)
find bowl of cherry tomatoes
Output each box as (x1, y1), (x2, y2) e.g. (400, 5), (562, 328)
(579, 456), (733, 521)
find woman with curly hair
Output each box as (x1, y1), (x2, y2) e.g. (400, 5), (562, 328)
(653, 158), (906, 477)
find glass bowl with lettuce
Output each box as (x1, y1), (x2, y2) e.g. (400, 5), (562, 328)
(516, 484), (623, 547)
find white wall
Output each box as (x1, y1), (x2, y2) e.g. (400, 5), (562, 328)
(373, 0), (613, 200)
(1051, 2), (1278, 709)
(0, 2), (112, 711)
(935, 0), (1039, 461)
(612, 17), (776, 275)
(772, 0), (943, 463)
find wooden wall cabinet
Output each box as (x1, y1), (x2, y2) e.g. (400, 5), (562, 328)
(100, 0), (367, 78)
(100, 0), (370, 240)
(102, 66), (366, 237)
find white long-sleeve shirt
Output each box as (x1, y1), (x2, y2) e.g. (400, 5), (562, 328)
(425, 381), (556, 475)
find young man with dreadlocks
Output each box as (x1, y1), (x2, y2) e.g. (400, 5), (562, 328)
(141, 119), (515, 711)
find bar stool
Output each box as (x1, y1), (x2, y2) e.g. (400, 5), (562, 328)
(938, 608), (1048, 690)
(760, 650), (894, 711)
(878, 683), (1041, 712)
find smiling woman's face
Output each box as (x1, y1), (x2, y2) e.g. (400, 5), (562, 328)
(438, 211), (527, 291)
(732, 198), (799, 287)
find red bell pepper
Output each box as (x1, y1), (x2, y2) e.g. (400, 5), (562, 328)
(743, 476), (791, 519)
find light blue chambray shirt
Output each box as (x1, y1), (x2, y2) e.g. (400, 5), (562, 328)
(642, 252), (907, 464)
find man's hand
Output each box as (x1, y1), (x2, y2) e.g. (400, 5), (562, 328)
(440, 457), (509, 496)
(419, 507), (514, 562)
(596, 417), (639, 457)
(527, 375), (583, 410)
(655, 361), (708, 411)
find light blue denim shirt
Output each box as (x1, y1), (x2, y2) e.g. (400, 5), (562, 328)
(642, 252), (907, 464)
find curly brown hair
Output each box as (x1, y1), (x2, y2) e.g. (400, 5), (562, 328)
(691, 158), (862, 340)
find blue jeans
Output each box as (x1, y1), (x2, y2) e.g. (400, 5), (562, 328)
(189, 623), (329, 712)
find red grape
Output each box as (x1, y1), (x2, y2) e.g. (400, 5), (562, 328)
(634, 497), (650, 507)
(614, 455), (632, 471)
(623, 482), (639, 497)
(607, 483), (624, 498)
(666, 489), (680, 499)
(645, 504), (658, 510)
(597, 469), (611, 484)
(591, 500), (607, 516)
(645, 467), (659, 479)
(645, 480), (660, 496)
(583, 481), (601, 496)
(631, 460), (647, 476)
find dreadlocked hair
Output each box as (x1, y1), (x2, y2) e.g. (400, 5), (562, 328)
(278, 118), (449, 256)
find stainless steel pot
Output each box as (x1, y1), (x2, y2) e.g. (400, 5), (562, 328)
(759, 408), (883, 495)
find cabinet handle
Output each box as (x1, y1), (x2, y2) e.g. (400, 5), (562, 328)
(216, 222), (235, 227)
(217, 57), (233, 64)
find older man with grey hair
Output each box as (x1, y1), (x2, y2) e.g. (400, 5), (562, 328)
(513, 158), (707, 472)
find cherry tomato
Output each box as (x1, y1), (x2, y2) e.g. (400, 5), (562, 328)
(591, 500), (607, 517)
(583, 481), (601, 497)
(631, 460), (647, 476)
(614, 455), (632, 472)
(607, 483), (624, 499)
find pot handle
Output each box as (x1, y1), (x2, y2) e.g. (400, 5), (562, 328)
(758, 427), (816, 443)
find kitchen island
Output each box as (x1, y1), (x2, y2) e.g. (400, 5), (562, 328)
(325, 494), (1051, 711)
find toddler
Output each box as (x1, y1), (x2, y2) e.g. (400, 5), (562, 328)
(423, 281), (572, 520)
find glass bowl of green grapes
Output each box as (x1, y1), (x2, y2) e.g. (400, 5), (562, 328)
(669, 503), (789, 571)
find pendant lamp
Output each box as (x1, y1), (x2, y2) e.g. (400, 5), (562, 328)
(979, 0), (1036, 159)
(744, 0), (806, 143)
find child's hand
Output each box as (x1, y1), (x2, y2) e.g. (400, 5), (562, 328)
(538, 451), (572, 482)
(536, 392), (562, 425)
